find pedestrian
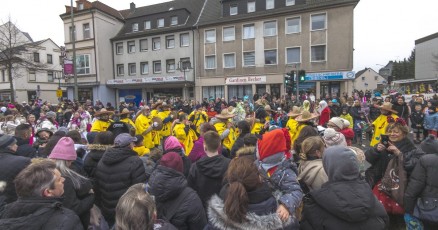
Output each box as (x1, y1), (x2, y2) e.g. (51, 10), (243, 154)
(189, 122), (218, 162)
(410, 103), (425, 143)
(229, 120), (250, 159)
(317, 100), (330, 127)
(83, 131), (114, 179)
(424, 106), (438, 137)
(13, 123), (37, 158)
(298, 136), (327, 192)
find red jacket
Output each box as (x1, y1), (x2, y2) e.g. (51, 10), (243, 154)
(319, 107), (330, 126)
(340, 128), (354, 146)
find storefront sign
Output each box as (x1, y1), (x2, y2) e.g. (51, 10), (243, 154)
(107, 75), (185, 85)
(305, 71), (355, 81)
(225, 76), (266, 85)
(63, 59), (73, 75)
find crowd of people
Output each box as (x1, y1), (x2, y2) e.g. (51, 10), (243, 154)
(0, 90), (437, 230)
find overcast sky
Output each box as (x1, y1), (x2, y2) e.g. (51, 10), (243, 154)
(1, 0), (437, 73)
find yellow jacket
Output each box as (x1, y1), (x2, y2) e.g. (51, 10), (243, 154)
(286, 118), (299, 144)
(340, 114), (354, 128)
(251, 122), (264, 134)
(158, 110), (172, 137)
(150, 109), (161, 146)
(135, 114), (154, 149)
(173, 123), (197, 155)
(371, 114), (398, 147)
(214, 121), (236, 150)
(90, 119), (111, 132)
(120, 117), (135, 128)
(133, 145), (150, 156)
(188, 110), (208, 134)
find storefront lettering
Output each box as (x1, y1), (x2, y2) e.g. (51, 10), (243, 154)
(226, 76), (266, 85)
(107, 75), (185, 85)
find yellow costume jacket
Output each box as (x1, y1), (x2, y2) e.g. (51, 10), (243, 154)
(158, 110), (172, 137)
(150, 109), (160, 147)
(173, 123), (198, 155)
(251, 122), (264, 134)
(135, 114), (154, 149)
(133, 145), (150, 157)
(370, 114), (398, 147)
(188, 110), (208, 134)
(286, 118), (299, 144)
(90, 119), (111, 132)
(214, 121), (236, 151)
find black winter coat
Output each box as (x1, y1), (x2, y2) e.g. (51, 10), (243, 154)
(62, 177), (94, 229)
(369, 105), (381, 122)
(83, 144), (110, 180)
(410, 111), (425, 129)
(0, 198), (83, 230)
(0, 149), (30, 206)
(392, 102), (410, 121)
(94, 146), (146, 224)
(187, 155), (230, 207)
(229, 131), (249, 158)
(349, 106), (362, 121)
(149, 165), (207, 230)
(301, 180), (389, 230)
(14, 136), (37, 158)
(404, 153), (438, 214)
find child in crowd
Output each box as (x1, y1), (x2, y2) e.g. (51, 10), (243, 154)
(340, 107), (353, 129)
(410, 103), (425, 143)
(424, 106), (438, 137)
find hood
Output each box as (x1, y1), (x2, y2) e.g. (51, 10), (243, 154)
(207, 194), (292, 229)
(148, 165), (187, 202)
(197, 155), (230, 178)
(163, 136), (182, 152)
(87, 144), (111, 151)
(1, 197), (63, 220)
(311, 181), (377, 222)
(297, 160), (327, 188)
(323, 146), (359, 182)
(101, 146), (137, 165)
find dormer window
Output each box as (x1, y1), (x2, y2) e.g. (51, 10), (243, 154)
(158, 18), (164, 28)
(171, 16), (178, 26)
(144, 21), (151, 30)
(132, 23), (139, 32)
(230, 4), (238, 15)
(247, 1), (255, 13)
(266, 0), (274, 10)
(286, 0), (295, 6)
(78, 3), (84, 10)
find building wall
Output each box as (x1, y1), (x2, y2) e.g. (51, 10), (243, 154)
(353, 69), (385, 92)
(415, 37), (438, 80)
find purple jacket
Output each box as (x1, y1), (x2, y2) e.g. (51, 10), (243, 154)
(189, 136), (207, 163)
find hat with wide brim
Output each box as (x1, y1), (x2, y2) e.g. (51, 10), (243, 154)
(287, 106), (302, 117)
(215, 108), (235, 119)
(295, 111), (319, 122)
(151, 100), (163, 110)
(35, 128), (54, 137)
(152, 117), (163, 130)
(227, 106), (236, 114)
(379, 102), (398, 114)
(94, 108), (114, 116)
(120, 108), (134, 115)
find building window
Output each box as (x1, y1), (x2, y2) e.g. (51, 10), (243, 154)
(286, 47), (300, 63)
(286, 0), (295, 6)
(166, 59), (175, 72)
(132, 23), (139, 32)
(243, 51), (255, 66)
(128, 63), (136, 75)
(171, 16), (178, 25)
(144, 20), (151, 30)
(247, 1), (255, 13)
(28, 70), (36, 81)
(362, 76), (365, 81)
(223, 27), (235, 41)
(69, 26), (76, 41)
(311, 13), (326, 30)
(375, 76), (378, 80)
(83, 23), (90, 39)
(153, 61), (162, 73)
(140, 62), (149, 75)
(152, 37), (161, 50)
(311, 45), (326, 61)
(76, 54), (90, 75)
(224, 53), (235, 68)
(127, 41), (135, 53)
(203, 86), (224, 99)
(205, 29), (216, 43)
(180, 33), (189, 46)
(117, 64), (124, 76)
(116, 42), (123, 54)
(205, 55), (216, 69)
(264, 21), (277, 36)
(48, 71), (54, 82)
(243, 24), (255, 39)
(47, 54), (53, 64)
(266, 0), (274, 9)
(157, 18), (164, 28)
(78, 3), (84, 10)
(140, 39), (148, 52)
(33, 52), (40, 62)
(180, 58), (191, 70)
(166, 36), (175, 49)
(230, 4), (238, 15)
(286, 17), (300, 34)
(264, 50), (277, 65)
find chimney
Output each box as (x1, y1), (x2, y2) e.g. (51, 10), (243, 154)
(130, 2), (135, 10)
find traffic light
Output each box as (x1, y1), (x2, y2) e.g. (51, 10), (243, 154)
(298, 70), (306, 83)
(284, 71), (295, 94)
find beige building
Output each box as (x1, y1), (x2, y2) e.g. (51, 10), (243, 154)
(196, 0), (358, 100)
(353, 68), (385, 92)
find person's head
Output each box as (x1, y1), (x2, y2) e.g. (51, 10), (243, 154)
(14, 123), (32, 139)
(14, 159), (65, 198)
(397, 97), (404, 105)
(323, 146), (359, 182)
(73, 111), (80, 119)
(342, 107), (348, 115)
(66, 130), (82, 144)
(115, 183), (156, 230)
(0, 134), (18, 152)
(323, 128), (347, 147)
(142, 106), (151, 116)
(200, 122), (217, 136)
(203, 131), (220, 155)
(236, 120), (250, 136)
(414, 103), (422, 112)
(353, 100), (360, 107)
(160, 152), (183, 174)
(236, 146), (256, 159)
(114, 133), (137, 149)
(27, 114), (36, 122)
(243, 133), (257, 147)
(224, 156), (261, 223)
(93, 131), (115, 145)
(327, 117), (344, 132)
(384, 97), (391, 102)
(133, 135), (144, 147)
(299, 136), (325, 161)
(386, 119), (409, 142)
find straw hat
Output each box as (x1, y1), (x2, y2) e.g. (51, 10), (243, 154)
(287, 106), (302, 117)
(151, 117), (163, 130)
(215, 108), (235, 119)
(120, 108), (133, 115)
(295, 110), (319, 123)
(379, 102), (398, 114)
(227, 106), (236, 114)
(94, 108), (114, 116)
(151, 100), (163, 110)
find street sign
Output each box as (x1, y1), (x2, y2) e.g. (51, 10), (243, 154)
(56, 89), (63, 98)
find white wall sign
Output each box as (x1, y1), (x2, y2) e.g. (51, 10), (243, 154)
(107, 75), (184, 85)
(225, 76), (266, 85)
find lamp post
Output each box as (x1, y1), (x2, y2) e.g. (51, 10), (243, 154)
(70, 0), (78, 101)
(177, 60), (193, 99)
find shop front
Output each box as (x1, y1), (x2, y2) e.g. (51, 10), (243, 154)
(304, 71), (355, 99)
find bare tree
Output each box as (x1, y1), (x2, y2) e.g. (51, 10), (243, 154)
(0, 18), (48, 103)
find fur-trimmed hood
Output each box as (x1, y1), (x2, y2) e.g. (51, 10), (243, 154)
(87, 144), (111, 151)
(207, 195), (292, 230)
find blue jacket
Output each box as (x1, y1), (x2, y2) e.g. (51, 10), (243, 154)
(424, 113), (438, 131)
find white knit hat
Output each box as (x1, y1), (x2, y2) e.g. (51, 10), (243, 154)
(323, 128), (347, 147)
(328, 117), (344, 129)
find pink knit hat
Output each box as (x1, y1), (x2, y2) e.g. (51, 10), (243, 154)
(164, 136), (182, 151)
(48, 137), (77, 161)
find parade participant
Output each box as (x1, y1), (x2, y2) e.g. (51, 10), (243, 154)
(369, 102), (399, 147)
(77, 106), (92, 132)
(286, 106), (302, 145)
(158, 102), (173, 140)
(0, 160), (83, 229)
(188, 104), (208, 135)
(135, 106), (154, 149)
(107, 111), (132, 138)
(90, 108), (113, 132)
(132, 135), (150, 156)
(213, 108), (236, 158)
(294, 110), (319, 145)
(119, 108), (135, 131)
(172, 113), (197, 155)
(36, 111), (58, 133)
(317, 100), (330, 127)
(249, 106), (269, 135)
(150, 101), (163, 147)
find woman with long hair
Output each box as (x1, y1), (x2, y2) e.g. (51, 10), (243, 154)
(48, 137), (94, 229)
(206, 156), (293, 229)
(297, 136), (327, 192)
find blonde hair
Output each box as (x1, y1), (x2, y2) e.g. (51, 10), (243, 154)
(299, 136), (325, 161)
